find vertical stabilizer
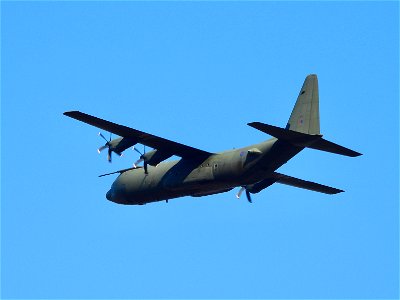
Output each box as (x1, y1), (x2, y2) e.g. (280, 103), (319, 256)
(286, 74), (320, 135)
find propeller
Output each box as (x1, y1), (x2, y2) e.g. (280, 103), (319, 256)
(97, 132), (114, 163)
(236, 186), (252, 203)
(133, 145), (148, 174)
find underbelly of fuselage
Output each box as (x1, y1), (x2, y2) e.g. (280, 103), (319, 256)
(108, 158), (239, 204)
(111, 175), (236, 205)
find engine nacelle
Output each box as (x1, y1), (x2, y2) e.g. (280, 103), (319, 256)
(142, 149), (173, 166)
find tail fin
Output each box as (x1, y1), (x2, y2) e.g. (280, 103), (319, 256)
(248, 74), (362, 157)
(286, 74), (320, 135)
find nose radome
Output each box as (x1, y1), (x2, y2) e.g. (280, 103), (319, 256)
(106, 190), (113, 201)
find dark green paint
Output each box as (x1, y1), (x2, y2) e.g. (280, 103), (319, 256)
(64, 75), (361, 205)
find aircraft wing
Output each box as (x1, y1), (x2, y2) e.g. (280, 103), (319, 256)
(249, 172), (344, 195)
(272, 172), (344, 194)
(64, 111), (213, 161)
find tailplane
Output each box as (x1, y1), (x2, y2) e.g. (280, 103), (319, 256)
(286, 74), (320, 135)
(248, 74), (361, 157)
(248, 122), (361, 157)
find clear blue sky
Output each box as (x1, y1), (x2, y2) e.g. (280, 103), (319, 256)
(2, 1), (398, 299)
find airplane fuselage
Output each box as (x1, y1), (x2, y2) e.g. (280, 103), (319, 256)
(107, 138), (302, 205)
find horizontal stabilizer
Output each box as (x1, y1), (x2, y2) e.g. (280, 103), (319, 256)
(248, 122), (361, 157)
(308, 138), (361, 157)
(248, 122), (322, 146)
(248, 172), (344, 195)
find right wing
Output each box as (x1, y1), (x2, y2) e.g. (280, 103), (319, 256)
(64, 111), (213, 161)
(273, 172), (344, 194)
(248, 172), (344, 195)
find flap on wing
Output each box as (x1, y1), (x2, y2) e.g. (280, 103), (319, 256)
(64, 111), (213, 161)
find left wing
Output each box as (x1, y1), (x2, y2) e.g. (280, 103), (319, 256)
(64, 111), (213, 161)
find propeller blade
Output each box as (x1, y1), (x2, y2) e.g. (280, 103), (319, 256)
(107, 149), (112, 163)
(98, 145), (108, 153)
(133, 146), (143, 156)
(97, 132), (117, 163)
(245, 190), (252, 203)
(133, 145), (149, 174)
(236, 187), (245, 199)
(134, 158), (144, 166)
(98, 132), (108, 143)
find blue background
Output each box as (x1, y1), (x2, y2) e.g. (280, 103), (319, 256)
(2, 1), (398, 299)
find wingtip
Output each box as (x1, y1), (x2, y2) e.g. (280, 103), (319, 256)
(347, 151), (362, 157)
(325, 188), (345, 195)
(63, 110), (78, 116)
(328, 189), (344, 195)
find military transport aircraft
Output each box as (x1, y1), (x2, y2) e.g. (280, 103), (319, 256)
(64, 74), (361, 205)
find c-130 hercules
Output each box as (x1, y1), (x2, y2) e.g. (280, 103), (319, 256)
(64, 75), (361, 205)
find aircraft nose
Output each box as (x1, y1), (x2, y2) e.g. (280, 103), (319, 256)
(106, 189), (113, 201)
